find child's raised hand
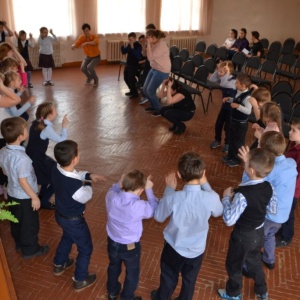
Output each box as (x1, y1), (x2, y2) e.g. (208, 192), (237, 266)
(28, 96), (36, 104)
(223, 187), (234, 198)
(145, 175), (153, 189)
(90, 174), (106, 182)
(252, 123), (260, 130)
(49, 29), (53, 35)
(165, 172), (177, 189)
(238, 146), (250, 163)
(31, 195), (41, 211)
(62, 114), (69, 128)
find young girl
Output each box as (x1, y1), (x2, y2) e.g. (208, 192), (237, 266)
(26, 102), (69, 209)
(38, 27), (57, 86)
(3, 71), (35, 120)
(14, 30), (35, 88)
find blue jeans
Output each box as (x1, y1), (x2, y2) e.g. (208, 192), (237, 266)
(53, 212), (93, 281)
(263, 218), (281, 264)
(107, 236), (141, 300)
(143, 69), (169, 112)
(81, 55), (101, 83)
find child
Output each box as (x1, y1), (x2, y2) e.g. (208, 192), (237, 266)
(38, 27), (57, 86)
(26, 102), (69, 209)
(241, 131), (297, 270)
(217, 148), (276, 300)
(276, 119), (300, 247)
(4, 71), (35, 120)
(0, 20), (13, 42)
(52, 140), (105, 291)
(14, 30), (35, 88)
(222, 73), (252, 167)
(0, 117), (49, 258)
(210, 61), (236, 153)
(151, 152), (223, 300)
(106, 170), (158, 300)
(120, 32), (142, 98)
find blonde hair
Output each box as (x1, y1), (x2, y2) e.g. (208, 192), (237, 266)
(3, 71), (19, 87)
(260, 102), (282, 130)
(252, 87), (271, 104)
(0, 57), (19, 73)
(35, 102), (55, 131)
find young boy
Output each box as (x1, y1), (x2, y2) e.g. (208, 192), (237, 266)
(0, 20), (13, 42)
(0, 117), (49, 258)
(241, 131), (297, 270)
(52, 140), (105, 292)
(151, 152), (223, 300)
(120, 32), (142, 98)
(222, 73), (252, 167)
(218, 148), (276, 300)
(276, 119), (300, 247)
(210, 61), (236, 153)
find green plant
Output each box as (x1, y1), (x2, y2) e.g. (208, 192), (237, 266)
(0, 201), (19, 223)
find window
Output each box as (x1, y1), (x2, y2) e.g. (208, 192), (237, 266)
(12, 0), (75, 37)
(97, 0), (146, 34)
(160, 0), (201, 32)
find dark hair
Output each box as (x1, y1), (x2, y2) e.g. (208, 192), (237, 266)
(128, 32), (136, 39)
(178, 152), (205, 182)
(3, 71), (19, 87)
(145, 23), (156, 30)
(231, 29), (238, 39)
(122, 170), (146, 192)
(236, 73), (251, 88)
(81, 23), (91, 31)
(291, 118), (300, 130)
(0, 43), (12, 61)
(138, 34), (145, 40)
(248, 148), (275, 178)
(260, 131), (286, 156)
(39, 27), (48, 33)
(241, 28), (247, 35)
(1, 117), (27, 143)
(54, 140), (78, 167)
(0, 57), (19, 73)
(168, 79), (181, 92)
(19, 30), (26, 36)
(35, 102), (55, 131)
(146, 29), (166, 39)
(251, 31), (260, 40)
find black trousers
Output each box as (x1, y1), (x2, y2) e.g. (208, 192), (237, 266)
(8, 195), (40, 255)
(228, 119), (248, 163)
(155, 242), (203, 300)
(160, 106), (194, 129)
(226, 227), (267, 296)
(124, 65), (138, 95)
(140, 60), (151, 86)
(215, 107), (231, 144)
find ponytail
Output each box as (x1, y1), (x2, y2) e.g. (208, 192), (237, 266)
(35, 102), (54, 131)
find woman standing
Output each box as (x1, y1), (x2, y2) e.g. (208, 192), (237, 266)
(71, 23), (101, 87)
(143, 30), (171, 117)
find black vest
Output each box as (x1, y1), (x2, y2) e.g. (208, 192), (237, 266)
(231, 90), (251, 121)
(0, 31), (5, 42)
(18, 39), (29, 60)
(234, 181), (273, 231)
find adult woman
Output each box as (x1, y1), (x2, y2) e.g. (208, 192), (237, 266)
(248, 31), (263, 57)
(223, 29), (238, 49)
(71, 23), (101, 87)
(143, 29), (171, 117)
(158, 79), (195, 134)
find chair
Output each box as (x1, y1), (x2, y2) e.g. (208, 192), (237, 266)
(272, 92), (293, 123)
(260, 38), (269, 50)
(170, 56), (182, 79)
(216, 46), (228, 61)
(294, 41), (300, 58)
(191, 54), (204, 67)
(292, 89), (300, 105)
(194, 40), (206, 54)
(276, 53), (296, 81)
(232, 52), (246, 76)
(170, 45), (179, 61)
(179, 48), (189, 62)
(281, 38), (296, 55)
(269, 41), (282, 54)
(250, 59), (277, 88)
(290, 101), (300, 122)
(266, 49), (280, 63)
(271, 81), (293, 97)
(204, 44), (218, 58)
(244, 56), (261, 77)
(203, 57), (217, 74)
(118, 60), (126, 81)
(179, 60), (195, 84)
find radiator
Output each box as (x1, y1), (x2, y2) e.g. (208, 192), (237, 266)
(169, 37), (197, 53)
(28, 43), (61, 69)
(107, 40), (128, 62)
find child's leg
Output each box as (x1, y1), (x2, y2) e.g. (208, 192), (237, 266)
(279, 197), (297, 243)
(263, 219), (281, 264)
(42, 68), (48, 81)
(224, 110), (232, 145)
(81, 57), (93, 82)
(215, 108), (227, 143)
(124, 65), (138, 95)
(27, 71), (32, 85)
(87, 56), (100, 84)
(47, 68), (52, 81)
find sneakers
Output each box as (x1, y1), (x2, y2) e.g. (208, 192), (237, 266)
(226, 160), (240, 167)
(85, 79), (92, 85)
(93, 81), (98, 87)
(54, 258), (74, 276)
(262, 260), (275, 270)
(48, 81), (55, 86)
(169, 125), (177, 132)
(174, 123), (186, 134)
(217, 289), (242, 299)
(42, 81), (48, 86)
(223, 144), (229, 153)
(276, 239), (291, 248)
(28, 83), (34, 88)
(145, 107), (156, 112)
(151, 111), (161, 117)
(256, 292), (268, 300)
(108, 282), (121, 300)
(222, 156), (231, 163)
(210, 140), (221, 149)
(139, 97), (148, 104)
(73, 273), (97, 292)
(23, 245), (50, 259)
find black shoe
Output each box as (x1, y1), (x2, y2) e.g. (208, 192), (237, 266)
(169, 125), (177, 132)
(129, 94), (139, 99)
(54, 258), (74, 276)
(263, 260), (275, 270)
(125, 92), (132, 96)
(108, 282), (121, 300)
(276, 239), (291, 248)
(173, 124), (186, 134)
(222, 156), (231, 163)
(73, 273), (97, 292)
(145, 107), (156, 112)
(151, 290), (157, 300)
(28, 83), (34, 88)
(151, 111), (161, 117)
(23, 245), (50, 259)
(133, 297), (142, 300)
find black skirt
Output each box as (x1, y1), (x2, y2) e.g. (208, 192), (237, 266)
(38, 54), (55, 68)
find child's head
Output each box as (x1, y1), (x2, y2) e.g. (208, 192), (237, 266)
(0, 42), (13, 61)
(122, 170), (146, 192)
(146, 30), (166, 43)
(0, 57), (19, 73)
(35, 102), (57, 131)
(54, 140), (79, 167)
(289, 118), (300, 143)
(81, 23), (91, 36)
(245, 148), (275, 178)
(230, 29), (238, 39)
(1, 117), (27, 144)
(3, 71), (22, 89)
(260, 131), (286, 156)
(217, 61), (234, 77)
(138, 34), (145, 44)
(128, 32), (137, 43)
(40, 27), (48, 38)
(251, 31), (260, 41)
(145, 23), (156, 30)
(260, 102), (281, 129)
(235, 73), (251, 91)
(18, 30), (27, 41)
(178, 152), (205, 182)
(239, 28), (247, 39)
(251, 87), (271, 107)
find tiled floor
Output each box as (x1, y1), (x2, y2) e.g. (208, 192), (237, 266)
(0, 65), (299, 300)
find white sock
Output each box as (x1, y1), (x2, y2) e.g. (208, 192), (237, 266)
(42, 68), (47, 81)
(48, 68), (52, 81)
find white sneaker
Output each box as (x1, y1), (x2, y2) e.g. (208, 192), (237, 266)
(42, 81), (48, 86)
(139, 97), (148, 104)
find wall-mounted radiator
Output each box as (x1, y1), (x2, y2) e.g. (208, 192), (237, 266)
(107, 40), (128, 62)
(169, 37), (197, 53)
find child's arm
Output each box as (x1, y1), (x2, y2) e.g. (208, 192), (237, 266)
(49, 29), (58, 42)
(41, 115), (68, 142)
(0, 79), (21, 107)
(266, 185), (277, 215)
(6, 96), (35, 117)
(2, 21), (13, 37)
(131, 43), (142, 60)
(209, 70), (220, 83)
(156, 79), (168, 99)
(231, 96), (252, 115)
(165, 81), (185, 105)
(18, 177), (41, 210)
(120, 41), (129, 54)
(249, 97), (260, 120)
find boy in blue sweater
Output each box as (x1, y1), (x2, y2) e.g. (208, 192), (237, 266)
(52, 140), (105, 292)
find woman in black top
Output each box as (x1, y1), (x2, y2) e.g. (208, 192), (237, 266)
(248, 31), (263, 57)
(158, 79), (196, 134)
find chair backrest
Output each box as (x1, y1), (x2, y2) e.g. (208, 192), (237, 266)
(195, 40), (206, 53)
(266, 49), (280, 63)
(205, 44), (218, 58)
(232, 52), (246, 69)
(244, 56), (261, 76)
(179, 48), (189, 62)
(278, 53), (296, 71)
(260, 60), (277, 78)
(294, 57), (300, 74)
(271, 81), (293, 97)
(291, 101), (300, 121)
(216, 46), (228, 61)
(269, 41), (282, 53)
(292, 89), (300, 104)
(281, 38), (296, 55)
(192, 65), (209, 84)
(169, 45), (179, 60)
(203, 57), (217, 73)
(191, 54), (204, 67)
(294, 41), (300, 57)
(180, 60), (195, 79)
(272, 92), (293, 122)
(171, 56), (182, 73)
(260, 38), (269, 50)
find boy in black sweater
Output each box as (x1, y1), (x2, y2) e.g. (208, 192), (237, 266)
(218, 148), (277, 300)
(52, 140), (105, 292)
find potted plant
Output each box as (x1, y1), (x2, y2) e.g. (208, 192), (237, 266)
(0, 201), (19, 223)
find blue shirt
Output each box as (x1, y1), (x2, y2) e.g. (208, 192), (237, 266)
(0, 145), (38, 199)
(242, 155), (297, 223)
(40, 119), (67, 142)
(154, 183), (223, 258)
